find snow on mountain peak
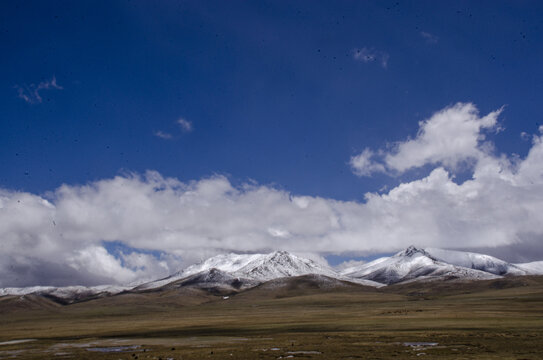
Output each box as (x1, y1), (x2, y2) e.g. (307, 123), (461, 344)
(395, 246), (433, 258)
(424, 248), (527, 276)
(0, 284), (128, 300)
(514, 261), (543, 275)
(233, 250), (337, 281)
(3, 247), (543, 299)
(137, 250), (338, 290)
(341, 246), (499, 285)
(180, 252), (264, 278)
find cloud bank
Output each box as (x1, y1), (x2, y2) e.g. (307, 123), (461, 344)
(1, 103), (543, 287)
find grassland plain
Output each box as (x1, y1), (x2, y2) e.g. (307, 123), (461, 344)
(0, 276), (542, 359)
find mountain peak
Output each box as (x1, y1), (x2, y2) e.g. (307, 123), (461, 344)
(235, 250), (334, 281)
(396, 245), (430, 258)
(269, 250), (291, 257)
(263, 251), (302, 265)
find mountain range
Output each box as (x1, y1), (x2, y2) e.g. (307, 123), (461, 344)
(2, 246), (542, 302)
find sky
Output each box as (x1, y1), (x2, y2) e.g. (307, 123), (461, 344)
(1, 1), (543, 287)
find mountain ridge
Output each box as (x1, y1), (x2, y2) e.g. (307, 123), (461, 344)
(340, 246), (501, 285)
(2, 246), (543, 300)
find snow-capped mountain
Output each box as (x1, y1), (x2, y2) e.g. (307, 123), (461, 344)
(183, 253), (266, 277)
(166, 268), (260, 292)
(514, 261), (543, 275)
(340, 246), (500, 285)
(2, 247), (543, 300)
(424, 248), (527, 276)
(232, 251), (339, 281)
(138, 251), (342, 290)
(135, 253), (261, 290)
(0, 284), (128, 300)
(181, 251), (339, 281)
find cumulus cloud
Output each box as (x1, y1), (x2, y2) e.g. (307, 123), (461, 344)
(2, 103), (543, 287)
(15, 76), (63, 104)
(351, 103), (502, 175)
(353, 47), (389, 68)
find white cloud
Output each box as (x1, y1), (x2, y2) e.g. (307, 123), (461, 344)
(2, 104), (543, 287)
(349, 148), (386, 176)
(353, 47), (389, 68)
(420, 31), (439, 44)
(351, 103), (502, 175)
(154, 130), (173, 139)
(268, 227), (291, 238)
(154, 117), (192, 139)
(177, 118), (193, 132)
(335, 259), (366, 272)
(15, 76), (63, 104)
(66, 246), (138, 283)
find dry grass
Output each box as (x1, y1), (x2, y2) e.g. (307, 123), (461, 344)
(1, 276), (543, 359)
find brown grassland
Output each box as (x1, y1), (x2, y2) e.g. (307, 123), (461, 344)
(0, 275), (542, 359)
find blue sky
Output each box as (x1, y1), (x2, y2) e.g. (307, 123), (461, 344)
(2, 1), (541, 199)
(2, 1), (543, 286)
